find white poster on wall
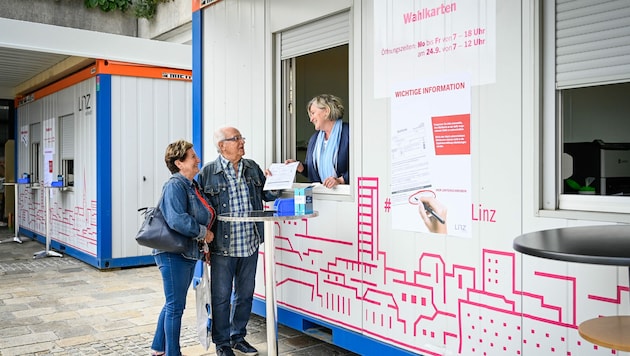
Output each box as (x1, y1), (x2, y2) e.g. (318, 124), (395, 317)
(20, 125), (29, 146)
(43, 117), (56, 187)
(43, 117), (55, 153)
(43, 150), (53, 188)
(373, 0), (496, 98)
(390, 73), (472, 237)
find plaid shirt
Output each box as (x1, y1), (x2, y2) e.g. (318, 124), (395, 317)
(220, 156), (259, 257)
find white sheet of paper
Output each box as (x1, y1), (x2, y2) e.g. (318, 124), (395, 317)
(263, 162), (299, 191)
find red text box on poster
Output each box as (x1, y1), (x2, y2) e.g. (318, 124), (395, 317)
(431, 114), (470, 155)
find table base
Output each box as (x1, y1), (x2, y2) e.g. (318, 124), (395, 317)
(1, 183), (22, 244)
(33, 249), (63, 259)
(264, 220), (278, 355)
(0, 236), (23, 244)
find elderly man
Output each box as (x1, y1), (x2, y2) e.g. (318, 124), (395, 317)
(197, 126), (279, 356)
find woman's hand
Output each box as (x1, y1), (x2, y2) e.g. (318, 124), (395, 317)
(285, 159), (304, 173)
(322, 176), (343, 188)
(204, 230), (214, 243)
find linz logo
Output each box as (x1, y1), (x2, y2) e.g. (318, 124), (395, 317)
(162, 73), (192, 80)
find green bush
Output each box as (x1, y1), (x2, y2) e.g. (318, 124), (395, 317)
(83, 0), (172, 20)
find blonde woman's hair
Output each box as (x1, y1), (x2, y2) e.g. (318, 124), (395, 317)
(307, 94), (344, 121)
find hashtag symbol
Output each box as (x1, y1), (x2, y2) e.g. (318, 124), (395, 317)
(384, 198), (391, 212)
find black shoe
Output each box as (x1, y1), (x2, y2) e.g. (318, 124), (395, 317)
(231, 339), (258, 356)
(217, 345), (236, 356)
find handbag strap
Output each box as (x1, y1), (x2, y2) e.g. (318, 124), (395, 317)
(158, 176), (215, 237)
(194, 186), (215, 227)
(194, 184), (215, 263)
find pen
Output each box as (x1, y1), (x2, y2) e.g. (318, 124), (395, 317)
(423, 202), (445, 224)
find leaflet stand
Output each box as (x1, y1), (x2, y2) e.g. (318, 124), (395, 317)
(34, 186), (63, 259)
(0, 182), (22, 243)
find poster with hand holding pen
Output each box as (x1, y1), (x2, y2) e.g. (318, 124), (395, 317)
(390, 73), (472, 237)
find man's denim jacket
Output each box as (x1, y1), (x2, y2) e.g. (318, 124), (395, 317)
(197, 156), (279, 256)
(155, 173), (214, 260)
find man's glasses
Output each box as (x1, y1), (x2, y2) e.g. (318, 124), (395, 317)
(222, 135), (245, 142)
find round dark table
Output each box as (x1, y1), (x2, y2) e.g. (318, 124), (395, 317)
(513, 225), (630, 265)
(513, 224), (630, 351)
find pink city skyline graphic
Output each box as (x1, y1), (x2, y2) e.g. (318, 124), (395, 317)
(17, 175), (628, 355)
(17, 176), (98, 256)
(258, 177), (628, 355)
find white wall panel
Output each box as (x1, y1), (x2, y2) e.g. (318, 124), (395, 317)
(16, 78), (97, 255)
(269, 0), (351, 32)
(65, 78), (98, 253)
(201, 0), (267, 165)
(110, 75), (192, 259)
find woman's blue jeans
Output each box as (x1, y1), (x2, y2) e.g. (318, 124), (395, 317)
(151, 252), (197, 356)
(211, 252), (259, 348)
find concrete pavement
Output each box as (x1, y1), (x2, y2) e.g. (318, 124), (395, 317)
(0, 230), (358, 356)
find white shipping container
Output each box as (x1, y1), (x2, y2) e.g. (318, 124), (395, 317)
(16, 60), (192, 269)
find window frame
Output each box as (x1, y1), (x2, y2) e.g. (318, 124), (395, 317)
(540, 0), (630, 220)
(59, 114), (75, 187)
(275, 11), (354, 201)
(29, 122), (41, 185)
(30, 141), (40, 185)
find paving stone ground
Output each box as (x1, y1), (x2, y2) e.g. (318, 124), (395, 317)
(0, 232), (358, 356)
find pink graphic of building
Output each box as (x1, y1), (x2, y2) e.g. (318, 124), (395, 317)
(260, 177), (625, 355)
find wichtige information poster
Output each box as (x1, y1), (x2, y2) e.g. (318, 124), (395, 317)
(390, 74), (472, 238)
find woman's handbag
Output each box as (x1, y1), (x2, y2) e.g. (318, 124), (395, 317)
(135, 197), (191, 253)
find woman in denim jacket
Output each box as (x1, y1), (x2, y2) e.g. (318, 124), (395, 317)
(151, 140), (215, 356)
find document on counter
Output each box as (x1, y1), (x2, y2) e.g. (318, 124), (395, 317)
(263, 161), (299, 191)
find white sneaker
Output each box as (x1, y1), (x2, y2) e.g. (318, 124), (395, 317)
(0, 221), (7, 226)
